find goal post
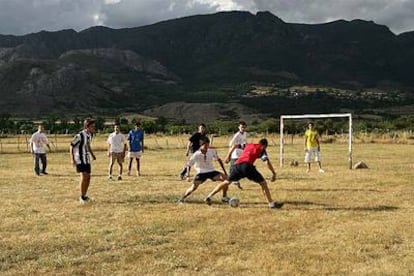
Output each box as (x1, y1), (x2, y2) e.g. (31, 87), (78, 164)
(279, 113), (353, 169)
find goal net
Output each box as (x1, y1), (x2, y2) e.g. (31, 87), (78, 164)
(279, 113), (353, 169)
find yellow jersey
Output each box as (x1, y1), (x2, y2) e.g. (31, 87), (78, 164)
(305, 129), (319, 148)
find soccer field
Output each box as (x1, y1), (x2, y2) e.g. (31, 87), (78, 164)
(1, 135), (413, 275)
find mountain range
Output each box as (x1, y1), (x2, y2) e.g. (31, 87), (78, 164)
(1, 11), (413, 122)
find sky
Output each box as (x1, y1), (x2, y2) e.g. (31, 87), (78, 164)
(0, 0), (413, 36)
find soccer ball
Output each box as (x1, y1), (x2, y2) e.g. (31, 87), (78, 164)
(229, 197), (240, 208)
(290, 159), (299, 167)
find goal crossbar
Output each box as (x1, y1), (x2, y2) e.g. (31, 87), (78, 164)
(279, 113), (353, 169)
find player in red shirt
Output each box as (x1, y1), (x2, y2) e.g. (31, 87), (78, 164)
(205, 138), (283, 209)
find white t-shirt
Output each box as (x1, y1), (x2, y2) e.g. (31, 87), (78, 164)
(188, 148), (220, 174)
(229, 131), (247, 159)
(30, 131), (49, 154)
(107, 132), (126, 153)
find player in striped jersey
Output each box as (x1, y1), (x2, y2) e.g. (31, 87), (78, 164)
(70, 118), (97, 203)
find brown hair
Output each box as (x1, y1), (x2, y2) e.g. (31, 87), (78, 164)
(83, 118), (96, 129)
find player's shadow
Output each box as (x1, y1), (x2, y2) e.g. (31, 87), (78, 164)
(280, 188), (384, 193)
(283, 200), (398, 211)
(276, 176), (316, 181)
(240, 200), (398, 212)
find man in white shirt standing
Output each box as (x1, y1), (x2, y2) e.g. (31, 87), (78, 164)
(178, 136), (229, 203)
(107, 124), (127, 181)
(30, 124), (51, 176)
(225, 120), (248, 189)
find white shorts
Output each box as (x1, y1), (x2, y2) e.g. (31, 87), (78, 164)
(128, 151), (142, 159)
(305, 147), (321, 163)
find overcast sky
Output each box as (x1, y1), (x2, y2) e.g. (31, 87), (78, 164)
(0, 0), (413, 36)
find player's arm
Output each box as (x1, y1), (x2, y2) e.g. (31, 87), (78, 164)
(225, 133), (239, 162)
(69, 146), (75, 166)
(141, 133), (144, 153)
(185, 152), (197, 174)
(107, 137), (111, 157)
(262, 151), (276, 181)
(185, 140), (191, 156)
(304, 132), (308, 151)
(316, 133), (321, 151)
(46, 138), (52, 152)
(217, 158), (228, 176)
(265, 159), (277, 182)
(127, 132), (132, 148)
(69, 135), (79, 166)
(123, 143), (127, 154)
(87, 142), (96, 160)
(224, 144), (238, 163)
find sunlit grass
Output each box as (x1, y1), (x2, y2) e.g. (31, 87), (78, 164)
(0, 135), (413, 275)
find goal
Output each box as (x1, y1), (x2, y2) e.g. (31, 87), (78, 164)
(279, 113), (353, 169)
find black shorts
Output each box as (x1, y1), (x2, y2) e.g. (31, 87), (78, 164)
(194, 171), (221, 183)
(228, 163), (265, 183)
(76, 164), (91, 174)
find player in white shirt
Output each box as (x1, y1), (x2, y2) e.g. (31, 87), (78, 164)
(107, 125), (127, 181)
(178, 136), (229, 203)
(30, 124), (51, 176)
(225, 121), (248, 189)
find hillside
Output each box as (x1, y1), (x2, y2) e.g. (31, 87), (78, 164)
(0, 11), (413, 121)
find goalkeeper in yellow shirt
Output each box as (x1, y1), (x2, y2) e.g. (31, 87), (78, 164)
(304, 122), (324, 173)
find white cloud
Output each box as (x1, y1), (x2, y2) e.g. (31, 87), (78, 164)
(193, 0), (243, 10)
(104, 0), (122, 4)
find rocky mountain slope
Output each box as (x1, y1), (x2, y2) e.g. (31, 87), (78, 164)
(0, 11), (413, 121)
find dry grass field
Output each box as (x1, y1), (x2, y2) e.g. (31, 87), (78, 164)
(1, 134), (413, 275)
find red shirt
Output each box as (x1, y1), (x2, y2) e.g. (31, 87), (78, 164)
(235, 143), (268, 165)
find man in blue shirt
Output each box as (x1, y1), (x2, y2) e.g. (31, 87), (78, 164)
(127, 122), (144, 176)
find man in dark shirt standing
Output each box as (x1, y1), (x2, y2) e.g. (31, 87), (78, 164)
(179, 123), (207, 180)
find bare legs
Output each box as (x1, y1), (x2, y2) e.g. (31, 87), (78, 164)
(80, 172), (90, 196)
(128, 158), (140, 176)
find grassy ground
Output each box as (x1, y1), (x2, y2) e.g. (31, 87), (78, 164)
(0, 135), (413, 275)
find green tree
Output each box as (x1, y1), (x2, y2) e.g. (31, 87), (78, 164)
(155, 116), (168, 133)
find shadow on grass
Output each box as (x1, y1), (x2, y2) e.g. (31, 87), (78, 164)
(283, 200), (398, 211)
(97, 195), (399, 212)
(280, 188), (384, 193)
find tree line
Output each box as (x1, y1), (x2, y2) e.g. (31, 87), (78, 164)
(1, 113), (413, 136)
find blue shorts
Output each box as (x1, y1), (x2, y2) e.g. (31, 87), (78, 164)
(228, 163), (265, 183)
(76, 164), (91, 174)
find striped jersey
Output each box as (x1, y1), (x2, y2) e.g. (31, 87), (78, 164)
(70, 130), (93, 165)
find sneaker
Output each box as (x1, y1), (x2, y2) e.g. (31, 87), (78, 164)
(108, 175), (113, 181)
(177, 198), (184, 204)
(117, 175), (122, 181)
(232, 182), (243, 190)
(41, 171), (48, 175)
(79, 195), (91, 204)
(204, 197), (212, 205)
(269, 201), (284, 209)
(319, 169), (325, 173)
(221, 196), (230, 203)
(179, 167), (187, 180)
